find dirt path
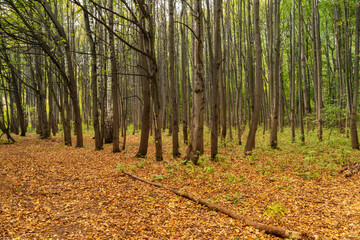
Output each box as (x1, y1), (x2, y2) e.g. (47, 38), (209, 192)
(1, 134), (275, 239)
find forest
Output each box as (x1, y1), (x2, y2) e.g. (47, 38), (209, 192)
(0, 0), (360, 239)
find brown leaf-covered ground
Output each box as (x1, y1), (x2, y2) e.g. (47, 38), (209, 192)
(1, 131), (360, 239)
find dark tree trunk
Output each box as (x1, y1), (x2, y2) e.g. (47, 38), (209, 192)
(211, 0), (222, 159)
(169, 0), (180, 157)
(244, 0), (262, 155)
(350, 0), (360, 149)
(180, 1), (189, 145)
(185, 0), (205, 164)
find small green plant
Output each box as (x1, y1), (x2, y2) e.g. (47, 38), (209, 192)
(257, 161), (272, 176)
(299, 171), (320, 179)
(129, 164), (137, 170)
(276, 185), (292, 191)
(146, 196), (154, 202)
(185, 161), (196, 174)
(198, 155), (216, 174)
(152, 174), (167, 182)
(116, 163), (128, 171)
(238, 174), (246, 182)
(245, 154), (256, 165)
(225, 192), (245, 205)
(263, 202), (287, 218)
(138, 160), (146, 168)
(223, 174), (246, 183)
(224, 175), (236, 184)
(203, 165), (215, 174)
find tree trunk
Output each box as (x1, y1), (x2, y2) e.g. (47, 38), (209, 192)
(290, 0), (296, 142)
(311, 0), (322, 141)
(136, 40), (151, 158)
(180, 1), (189, 145)
(244, 0), (262, 155)
(168, 0), (180, 157)
(109, 0), (120, 153)
(185, 0), (205, 164)
(350, 0), (360, 149)
(236, 0), (243, 145)
(334, 4), (345, 134)
(269, 0), (280, 149)
(84, 4), (102, 150)
(211, 0), (222, 159)
(298, 0), (305, 143)
(220, 10), (227, 140)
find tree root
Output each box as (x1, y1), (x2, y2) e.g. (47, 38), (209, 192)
(123, 171), (321, 240)
(340, 162), (360, 178)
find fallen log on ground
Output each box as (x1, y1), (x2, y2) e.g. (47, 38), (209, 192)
(340, 162), (360, 178)
(123, 171), (321, 240)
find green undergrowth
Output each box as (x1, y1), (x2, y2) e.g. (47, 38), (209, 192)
(118, 127), (359, 182)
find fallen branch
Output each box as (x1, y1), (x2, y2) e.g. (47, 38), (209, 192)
(340, 162), (360, 178)
(123, 171), (321, 240)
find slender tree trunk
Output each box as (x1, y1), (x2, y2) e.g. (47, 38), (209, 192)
(334, 4), (345, 134)
(139, 1), (163, 161)
(168, 0), (180, 157)
(84, 4), (102, 150)
(220, 11), (227, 140)
(270, 0), (280, 149)
(350, 0), (360, 149)
(236, 0), (243, 145)
(185, 0), (205, 164)
(35, 48), (50, 139)
(290, 0), (296, 142)
(109, 0), (120, 153)
(298, 0), (305, 143)
(180, 1), (189, 145)
(211, 0), (222, 159)
(311, 0), (322, 141)
(244, 0), (262, 155)
(136, 41), (151, 158)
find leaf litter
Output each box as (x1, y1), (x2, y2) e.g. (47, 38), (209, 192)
(0, 132), (359, 239)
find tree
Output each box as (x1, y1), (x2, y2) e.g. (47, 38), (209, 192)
(109, 0), (120, 153)
(185, 0), (205, 164)
(169, 0), (180, 157)
(83, 3), (102, 150)
(311, 0), (323, 141)
(269, 0), (281, 149)
(350, 0), (360, 149)
(244, 0), (262, 155)
(211, 0), (222, 159)
(180, 0), (189, 145)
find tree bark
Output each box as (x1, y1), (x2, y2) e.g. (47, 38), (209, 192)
(269, 0), (280, 149)
(83, 3), (102, 150)
(211, 0), (222, 159)
(169, 0), (180, 157)
(244, 0), (263, 155)
(136, 38), (151, 158)
(350, 0), (360, 149)
(290, 0), (296, 142)
(180, 0), (189, 145)
(109, 0), (120, 153)
(185, 0), (205, 164)
(298, 0), (305, 143)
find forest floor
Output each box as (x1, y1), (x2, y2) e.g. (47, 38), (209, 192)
(1, 129), (360, 239)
